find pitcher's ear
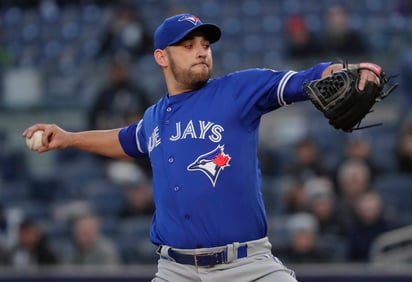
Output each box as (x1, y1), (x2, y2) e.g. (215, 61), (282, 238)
(154, 49), (167, 67)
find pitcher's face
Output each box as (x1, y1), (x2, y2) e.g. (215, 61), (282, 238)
(166, 35), (213, 90)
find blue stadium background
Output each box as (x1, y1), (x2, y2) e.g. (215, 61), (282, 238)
(1, 0), (412, 281)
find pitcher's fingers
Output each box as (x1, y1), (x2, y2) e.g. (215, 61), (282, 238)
(22, 124), (48, 138)
(41, 125), (59, 147)
(358, 77), (366, 91)
(359, 69), (381, 91)
(36, 145), (51, 153)
(41, 130), (50, 147)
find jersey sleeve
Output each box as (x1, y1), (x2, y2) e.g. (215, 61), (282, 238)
(226, 62), (332, 126)
(282, 62), (332, 104)
(118, 119), (148, 158)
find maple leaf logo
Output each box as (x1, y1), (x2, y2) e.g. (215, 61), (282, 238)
(213, 153), (230, 168)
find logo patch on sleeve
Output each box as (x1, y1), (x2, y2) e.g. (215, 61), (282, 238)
(187, 145), (231, 187)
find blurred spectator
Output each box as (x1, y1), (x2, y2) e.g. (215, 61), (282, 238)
(88, 59), (152, 177)
(68, 213), (121, 265)
(396, 0), (412, 16)
(346, 191), (404, 262)
(283, 181), (307, 214)
(97, 4), (153, 61)
(10, 219), (60, 268)
(258, 145), (279, 176)
(88, 59), (152, 130)
(276, 213), (333, 263)
(399, 47), (412, 109)
(0, 30), (13, 67)
(323, 5), (367, 58)
(287, 137), (329, 183)
(0, 205), (23, 265)
(120, 181), (155, 219)
(396, 114), (412, 172)
(338, 132), (382, 178)
(284, 15), (324, 59)
(0, 132), (7, 179)
(336, 158), (373, 231)
(0, 205), (23, 251)
(0, 247), (10, 264)
(336, 158), (372, 200)
(304, 177), (345, 238)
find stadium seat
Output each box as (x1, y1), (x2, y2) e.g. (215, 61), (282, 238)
(0, 181), (29, 207)
(267, 215), (290, 249)
(374, 173), (412, 217)
(262, 176), (293, 216)
(87, 188), (125, 217)
(117, 217), (157, 264)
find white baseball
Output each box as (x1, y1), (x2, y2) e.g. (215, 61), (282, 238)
(26, 130), (44, 151)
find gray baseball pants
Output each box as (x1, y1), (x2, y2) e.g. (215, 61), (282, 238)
(152, 237), (298, 282)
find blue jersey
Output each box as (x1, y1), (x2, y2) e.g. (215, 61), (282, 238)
(119, 63), (331, 249)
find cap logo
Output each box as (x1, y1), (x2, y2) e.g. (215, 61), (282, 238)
(154, 14), (220, 50)
(178, 15), (201, 25)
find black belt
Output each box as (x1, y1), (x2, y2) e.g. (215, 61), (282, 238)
(161, 245), (248, 267)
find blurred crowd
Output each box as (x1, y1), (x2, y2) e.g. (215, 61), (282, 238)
(1, 0), (412, 269)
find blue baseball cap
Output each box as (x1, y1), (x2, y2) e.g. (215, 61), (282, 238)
(154, 14), (221, 50)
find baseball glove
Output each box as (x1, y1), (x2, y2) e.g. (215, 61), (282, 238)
(303, 62), (398, 132)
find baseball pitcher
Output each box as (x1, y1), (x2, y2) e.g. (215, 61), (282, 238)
(23, 13), (395, 281)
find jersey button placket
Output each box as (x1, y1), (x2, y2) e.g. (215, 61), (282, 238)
(168, 154), (177, 191)
(165, 105), (178, 193)
(165, 106), (172, 124)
